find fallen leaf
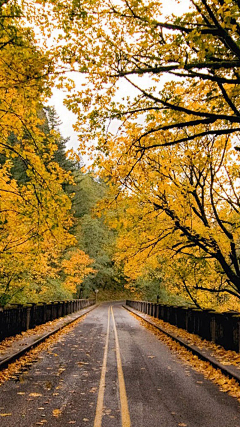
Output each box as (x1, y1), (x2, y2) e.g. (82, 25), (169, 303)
(29, 393), (42, 397)
(52, 409), (62, 417)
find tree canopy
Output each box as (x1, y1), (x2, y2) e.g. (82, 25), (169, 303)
(2, 0), (240, 308)
(0, 2), (87, 305)
(34, 0), (240, 151)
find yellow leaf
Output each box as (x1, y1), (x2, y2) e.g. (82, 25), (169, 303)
(29, 393), (42, 397)
(52, 409), (62, 417)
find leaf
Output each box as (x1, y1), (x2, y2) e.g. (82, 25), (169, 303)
(52, 409), (62, 417)
(29, 393), (43, 397)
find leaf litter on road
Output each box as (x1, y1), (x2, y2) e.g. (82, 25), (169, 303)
(0, 313), (88, 386)
(131, 312), (240, 402)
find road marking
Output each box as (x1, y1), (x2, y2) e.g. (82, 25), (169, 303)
(94, 306), (110, 427)
(111, 306), (131, 427)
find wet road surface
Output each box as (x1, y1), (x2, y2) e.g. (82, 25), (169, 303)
(0, 302), (240, 426)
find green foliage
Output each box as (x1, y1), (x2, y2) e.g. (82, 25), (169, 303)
(41, 107), (76, 173)
(9, 278), (73, 305)
(71, 172), (126, 295)
(135, 277), (191, 306)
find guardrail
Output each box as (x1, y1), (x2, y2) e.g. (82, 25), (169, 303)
(126, 300), (240, 352)
(0, 299), (95, 341)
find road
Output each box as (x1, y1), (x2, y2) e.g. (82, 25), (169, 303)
(0, 302), (240, 426)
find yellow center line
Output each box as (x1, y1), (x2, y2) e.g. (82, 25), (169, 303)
(111, 306), (131, 427)
(94, 306), (110, 427)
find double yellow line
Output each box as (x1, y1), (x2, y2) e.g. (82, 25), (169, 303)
(93, 307), (110, 427)
(94, 306), (131, 427)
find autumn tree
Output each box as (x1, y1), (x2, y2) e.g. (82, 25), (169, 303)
(30, 0), (240, 152)
(0, 2), (77, 305)
(62, 249), (95, 296)
(21, 0), (240, 305)
(99, 125), (240, 306)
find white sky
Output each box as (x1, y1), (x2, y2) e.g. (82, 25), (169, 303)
(50, 87), (79, 150)
(49, 0), (192, 152)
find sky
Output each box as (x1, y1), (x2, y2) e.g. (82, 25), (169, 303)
(50, 86), (79, 151)
(49, 0), (192, 154)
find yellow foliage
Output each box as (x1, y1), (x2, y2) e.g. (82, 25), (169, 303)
(97, 129), (240, 307)
(0, 3), (76, 304)
(62, 249), (95, 293)
(3, 0), (240, 307)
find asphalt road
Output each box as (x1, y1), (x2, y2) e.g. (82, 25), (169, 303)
(0, 301), (240, 426)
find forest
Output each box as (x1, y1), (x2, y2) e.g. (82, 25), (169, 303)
(0, 0), (240, 311)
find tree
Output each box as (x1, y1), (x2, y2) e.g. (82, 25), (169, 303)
(41, 107), (76, 175)
(18, 0), (240, 305)
(42, 0), (240, 305)
(71, 171), (126, 295)
(33, 0), (240, 152)
(62, 249), (95, 296)
(98, 127), (240, 306)
(0, 2), (76, 305)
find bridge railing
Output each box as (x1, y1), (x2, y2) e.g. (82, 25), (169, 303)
(126, 300), (240, 352)
(0, 299), (95, 341)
